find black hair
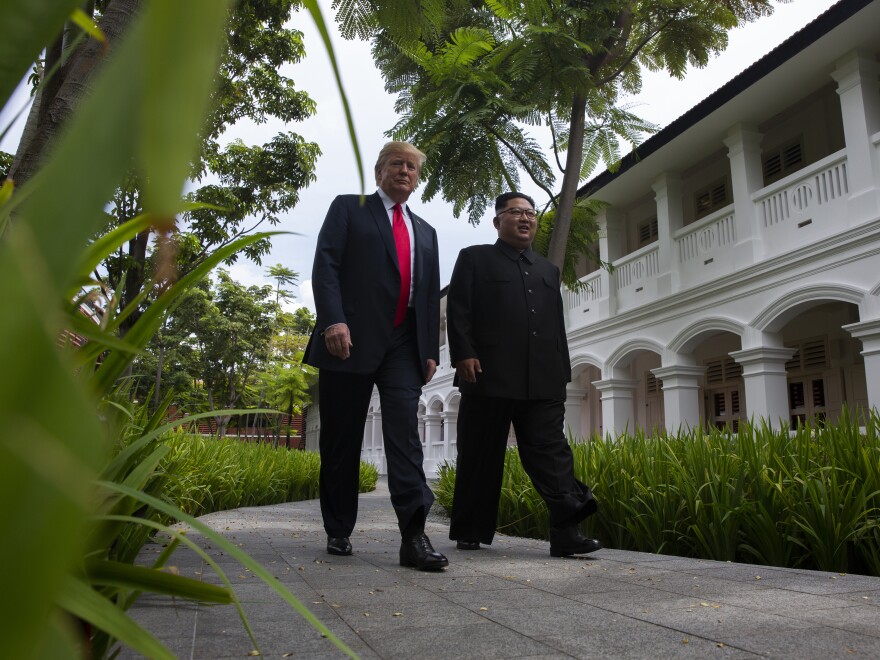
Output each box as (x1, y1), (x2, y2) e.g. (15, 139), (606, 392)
(494, 191), (535, 213)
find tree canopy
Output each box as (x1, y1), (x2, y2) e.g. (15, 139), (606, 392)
(7, 0), (320, 331)
(333, 0), (785, 279)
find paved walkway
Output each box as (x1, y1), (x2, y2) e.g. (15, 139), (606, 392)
(125, 480), (880, 659)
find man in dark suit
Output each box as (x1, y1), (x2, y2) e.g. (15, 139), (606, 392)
(303, 141), (447, 570)
(446, 192), (601, 557)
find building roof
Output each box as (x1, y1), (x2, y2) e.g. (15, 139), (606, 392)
(577, 0), (878, 203)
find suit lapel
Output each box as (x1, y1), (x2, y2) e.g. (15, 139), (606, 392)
(367, 193), (399, 268)
(409, 207), (430, 288)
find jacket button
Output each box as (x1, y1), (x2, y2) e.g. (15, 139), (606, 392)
(532, 331), (538, 336)
(524, 271), (529, 275)
(528, 288), (533, 293)
(531, 308), (536, 314)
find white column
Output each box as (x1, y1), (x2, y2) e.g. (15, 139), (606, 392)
(418, 415), (427, 452)
(371, 411), (385, 474)
(592, 378), (638, 439)
(724, 124), (764, 262)
(361, 412), (373, 463)
(564, 386), (588, 440)
(651, 172), (682, 294)
(422, 414), (441, 473)
(831, 51), (880, 219)
(596, 208), (624, 316)
(729, 346), (796, 429)
(651, 365), (706, 433)
(441, 409), (458, 465)
(843, 318), (880, 414)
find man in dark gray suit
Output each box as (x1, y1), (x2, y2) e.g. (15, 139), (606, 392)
(446, 192), (601, 557)
(304, 141), (447, 570)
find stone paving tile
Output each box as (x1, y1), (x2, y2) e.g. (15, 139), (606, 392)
(439, 586), (578, 612)
(794, 600), (880, 636)
(312, 583), (446, 607)
(628, 601), (813, 640)
(544, 627), (762, 660)
(119, 482), (880, 659)
(574, 589), (710, 617)
(114, 636), (195, 659)
(718, 624), (880, 658)
(330, 597), (489, 632)
(357, 621), (558, 659)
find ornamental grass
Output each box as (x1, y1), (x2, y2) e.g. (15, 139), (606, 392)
(436, 409), (880, 576)
(160, 432), (379, 518)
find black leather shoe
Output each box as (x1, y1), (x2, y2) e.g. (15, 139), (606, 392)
(549, 526), (602, 557)
(327, 536), (352, 556)
(456, 540), (480, 550)
(400, 533), (449, 570)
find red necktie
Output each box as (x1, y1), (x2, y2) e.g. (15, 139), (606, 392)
(392, 203), (411, 326)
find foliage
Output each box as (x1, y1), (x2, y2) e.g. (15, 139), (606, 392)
(0, 1), (362, 657)
(335, 0), (783, 279)
(7, 0), (322, 341)
(435, 410), (880, 576)
(161, 432), (378, 517)
(0, 150), (11, 179)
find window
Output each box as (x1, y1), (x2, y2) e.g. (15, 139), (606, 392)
(763, 139), (804, 185)
(637, 217), (658, 248)
(704, 356), (744, 432)
(785, 338), (828, 428)
(785, 338), (827, 372)
(646, 372), (662, 394)
(694, 180), (729, 219)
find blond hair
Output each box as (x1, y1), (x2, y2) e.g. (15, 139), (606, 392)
(374, 141), (427, 184)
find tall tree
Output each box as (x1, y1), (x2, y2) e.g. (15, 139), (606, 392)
(266, 262), (299, 308)
(334, 0), (783, 278)
(189, 270), (276, 435)
(8, 0), (320, 334)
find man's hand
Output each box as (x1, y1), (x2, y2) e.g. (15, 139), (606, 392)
(455, 358), (482, 383)
(424, 359), (437, 384)
(324, 323), (352, 360)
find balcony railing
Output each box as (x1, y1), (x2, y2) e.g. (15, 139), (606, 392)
(676, 207), (736, 264)
(562, 147), (862, 330)
(614, 244), (659, 291)
(565, 271), (603, 309)
(754, 149), (848, 251)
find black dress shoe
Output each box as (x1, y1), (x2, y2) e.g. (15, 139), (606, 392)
(327, 536), (352, 556)
(400, 533), (449, 570)
(456, 540), (480, 550)
(549, 526), (602, 557)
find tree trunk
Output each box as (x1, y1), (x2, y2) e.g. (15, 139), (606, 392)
(121, 228), (150, 334)
(9, 0), (144, 187)
(546, 92), (588, 276)
(285, 395), (293, 449)
(153, 340), (164, 409)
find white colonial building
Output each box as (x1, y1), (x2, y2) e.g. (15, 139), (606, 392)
(307, 0), (880, 476)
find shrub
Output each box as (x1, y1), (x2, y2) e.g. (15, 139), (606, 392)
(437, 409), (880, 575)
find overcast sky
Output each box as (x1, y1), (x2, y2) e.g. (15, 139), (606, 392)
(1, 0), (834, 312)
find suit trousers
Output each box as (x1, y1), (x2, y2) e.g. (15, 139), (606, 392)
(317, 312), (434, 538)
(449, 394), (596, 545)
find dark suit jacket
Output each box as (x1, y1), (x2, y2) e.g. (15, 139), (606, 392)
(446, 240), (571, 400)
(303, 192), (440, 378)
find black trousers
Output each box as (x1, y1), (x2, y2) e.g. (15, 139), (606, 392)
(449, 394), (596, 545)
(317, 314), (434, 538)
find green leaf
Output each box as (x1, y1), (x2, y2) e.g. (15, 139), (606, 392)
(56, 576), (175, 660)
(101, 481), (359, 659)
(85, 559), (233, 603)
(69, 8), (105, 44)
(92, 231), (280, 393)
(0, 0), (84, 106)
(139, 0), (232, 215)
